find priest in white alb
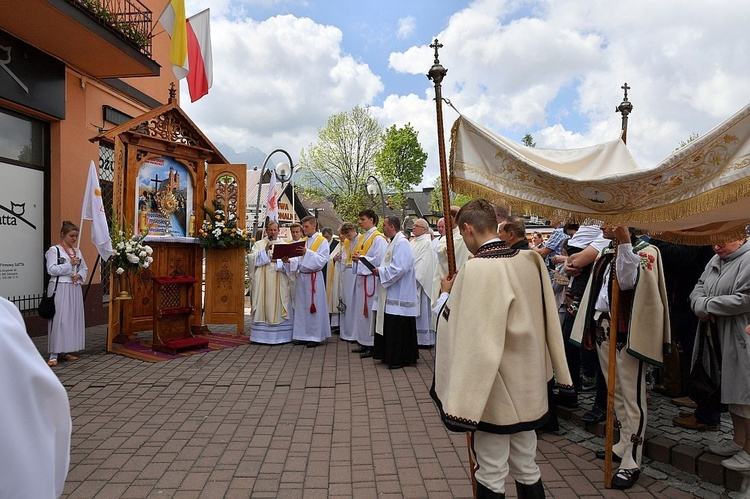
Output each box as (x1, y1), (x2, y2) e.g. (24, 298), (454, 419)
(371, 216), (419, 369)
(249, 221), (293, 344)
(410, 218), (437, 346)
(432, 206), (471, 306)
(332, 222), (359, 342)
(350, 209), (388, 358)
(285, 216), (330, 348)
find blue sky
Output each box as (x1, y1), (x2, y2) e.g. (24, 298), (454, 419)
(180, 0), (750, 186)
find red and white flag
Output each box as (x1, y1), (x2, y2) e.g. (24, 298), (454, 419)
(267, 171), (278, 223)
(158, 0), (189, 80)
(81, 161), (114, 261)
(186, 9), (213, 102)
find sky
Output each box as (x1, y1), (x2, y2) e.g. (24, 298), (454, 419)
(179, 0), (750, 187)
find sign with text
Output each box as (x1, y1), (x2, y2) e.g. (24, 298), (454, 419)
(0, 161), (44, 298)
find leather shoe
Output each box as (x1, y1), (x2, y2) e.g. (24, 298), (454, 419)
(306, 342), (320, 348)
(360, 350), (373, 359)
(581, 406), (606, 423)
(671, 396), (697, 409)
(292, 340), (306, 346)
(351, 346), (367, 353)
(388, 364), (404, 370)
(611, 468), (640, 490)
(672, 414), (719, 431)
(594, 449), (622, 463)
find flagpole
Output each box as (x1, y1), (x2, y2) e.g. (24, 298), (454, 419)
(604, 82), (633, 488)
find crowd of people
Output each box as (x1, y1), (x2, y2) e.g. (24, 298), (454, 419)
(244, 202), (750, 496)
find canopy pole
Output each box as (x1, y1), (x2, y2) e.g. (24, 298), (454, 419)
(604, 82), (634, 488)
(427, 39), (457, 278)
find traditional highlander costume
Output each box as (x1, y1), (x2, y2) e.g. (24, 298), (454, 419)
(571, 239), (670, 486)
(288, 232), (331, 344)
(352, 227), (387, 349)
(431, 241), (572, 497)
(249, 237), (293, 344)
(372, 231), (419, 368)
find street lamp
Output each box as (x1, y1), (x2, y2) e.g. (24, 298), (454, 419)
(366, 175), (386, 221)
(290, 164), (306, 223)
(252, 148), (294, 240)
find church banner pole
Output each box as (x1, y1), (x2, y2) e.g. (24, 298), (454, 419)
(428, 39), (476, 497)
(604, 82), (633, 488)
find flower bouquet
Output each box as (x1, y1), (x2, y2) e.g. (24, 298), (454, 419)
(110, 218), (154, 300)
(197, 200), (249, 249)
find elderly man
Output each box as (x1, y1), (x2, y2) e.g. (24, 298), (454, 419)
(432, 206), (471, 307)
(498, 215), (529, 250)
(370, 216), (419, 369)
(571, 225), (670, 489)
(411, 218), (437, 346)
(285, 216), (331, 348)
(249, 221), (293, 344)
(432, 199), (572, 498)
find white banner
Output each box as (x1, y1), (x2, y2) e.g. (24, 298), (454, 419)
(0, 162), (44, 299)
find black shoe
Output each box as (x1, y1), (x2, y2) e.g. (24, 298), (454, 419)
(581, 406), (606, 423)
(476, 480), (505, 499)
(292, 340), (306, 346)
(360, 350), (373, 359)
(515, 479), (544, 499)
(611, 468), (640, 490)
(388, 364), (404, 370)
(306, 342), (320, 348)
(555, 390), (578, 409)
(594, 449), (622, 463)
(351, 346), (366, 353)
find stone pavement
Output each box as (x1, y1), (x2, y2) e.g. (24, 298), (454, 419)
(32, 320), (747, 498)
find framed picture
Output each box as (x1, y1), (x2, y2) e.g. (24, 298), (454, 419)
(135, 156), (193, 237)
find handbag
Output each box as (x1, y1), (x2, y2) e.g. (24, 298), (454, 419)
(686, 322), (723, 411)
(38, 247), (61, 320)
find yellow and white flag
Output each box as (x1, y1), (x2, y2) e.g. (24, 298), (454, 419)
(158, 0), (189, 80)
(81, 161), (114, 261)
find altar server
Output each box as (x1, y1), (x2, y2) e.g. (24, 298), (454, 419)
(350, 209), (388, 358)
(371, 216), (419, 369)
(287, 216), (331, 347)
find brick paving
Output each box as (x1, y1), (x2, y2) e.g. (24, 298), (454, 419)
(31, 318), (746, 498)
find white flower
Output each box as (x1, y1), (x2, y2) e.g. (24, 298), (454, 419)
(143, 261), (150, 268)
(144, 245), (153, 255)
(146, 256), (153, 263)
(127, 254), (139, 264)
(139, 251), (147, 258)
(229, 213), (236, 220)
(116, 267), (125, 275)
(213, 228), (222, 237)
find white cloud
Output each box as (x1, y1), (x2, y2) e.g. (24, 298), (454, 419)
(181, 0), (750, 189)
(396, 16), (416, 40)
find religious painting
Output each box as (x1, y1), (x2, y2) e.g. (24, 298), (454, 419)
(135, 156), (193, 236)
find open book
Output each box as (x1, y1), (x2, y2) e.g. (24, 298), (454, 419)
(271, 240), (306, 259)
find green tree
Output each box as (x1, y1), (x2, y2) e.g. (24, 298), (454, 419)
(299, 106), (383, 221)
(521, 133), (536, 147)
(375, 123), (427, 197)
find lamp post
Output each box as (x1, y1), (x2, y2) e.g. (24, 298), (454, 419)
(366, 175), (386, 221)
(290, 164), (305, 223)
(252, 148), (294, 240)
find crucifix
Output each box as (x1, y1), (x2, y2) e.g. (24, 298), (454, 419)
(150, 174), (163, 192)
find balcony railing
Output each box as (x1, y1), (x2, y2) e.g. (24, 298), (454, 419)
(68, 0), (153, 58)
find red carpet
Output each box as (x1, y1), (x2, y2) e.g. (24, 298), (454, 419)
(111, 332), (250, 362)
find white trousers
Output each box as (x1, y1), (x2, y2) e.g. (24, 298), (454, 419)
(473, 430), (540, 494)
(597, 330), (647, 470)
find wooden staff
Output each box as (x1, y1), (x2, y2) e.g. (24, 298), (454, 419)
(428, 39), (475, 496)
(604, 83), (634, 487)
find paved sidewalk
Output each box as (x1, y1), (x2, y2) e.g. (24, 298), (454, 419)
(33, 321), (744, 498)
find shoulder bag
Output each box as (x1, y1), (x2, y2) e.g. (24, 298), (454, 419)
(38, 247), (61, 320)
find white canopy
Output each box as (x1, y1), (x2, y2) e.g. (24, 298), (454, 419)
(450, 103), (750, 243)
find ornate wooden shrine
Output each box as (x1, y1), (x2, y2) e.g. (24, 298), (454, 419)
(92, 90), (247, 352)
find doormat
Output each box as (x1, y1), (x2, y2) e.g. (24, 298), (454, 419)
(110, 332), (250, 363)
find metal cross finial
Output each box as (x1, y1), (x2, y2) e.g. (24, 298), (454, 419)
(430, 39), (443, 65)
(621, 82), (630, 101)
